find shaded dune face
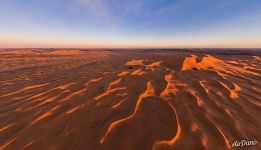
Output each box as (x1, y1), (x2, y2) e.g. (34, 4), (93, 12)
(0, 50), (260, 150)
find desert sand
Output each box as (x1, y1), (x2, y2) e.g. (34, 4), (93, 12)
(0, 49), (260, 150)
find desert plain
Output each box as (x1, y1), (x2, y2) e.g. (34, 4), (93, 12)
(0, 49), (260, 150)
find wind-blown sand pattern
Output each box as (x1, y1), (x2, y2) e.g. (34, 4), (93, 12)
(0, 49), (260, 150)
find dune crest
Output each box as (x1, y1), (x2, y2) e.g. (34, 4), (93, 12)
(160, 74), (178, 98)
(182, 54), (259, 76)
(152, 102), (181, 150)
(220, 82), (241, 100)
(49, 50), (84, 55)
(181, 55), (224, 71)
(100, 81), (155, 144)
(131, 69), (146, 75)
(126, 59), (144, 66)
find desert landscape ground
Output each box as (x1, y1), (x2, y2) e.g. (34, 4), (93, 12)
(0, 49), (260, 150)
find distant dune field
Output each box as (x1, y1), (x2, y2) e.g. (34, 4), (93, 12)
(0, 49), (260, 150)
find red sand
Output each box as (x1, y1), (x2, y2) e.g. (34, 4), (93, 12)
(0, 49), (260, 150)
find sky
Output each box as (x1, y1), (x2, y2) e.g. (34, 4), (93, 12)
(0, 0), (261, 48)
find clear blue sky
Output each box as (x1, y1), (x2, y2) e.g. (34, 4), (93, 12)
(0, 0), (260, 48)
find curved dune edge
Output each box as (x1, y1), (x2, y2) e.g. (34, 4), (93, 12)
(48, 50), (85, 55)
(99, 81), (155, 144)
(181, 55), (259, 76)
(153, 74), (182, 150)
(126, 59), (144, 66)
(152, 102), (181, 150)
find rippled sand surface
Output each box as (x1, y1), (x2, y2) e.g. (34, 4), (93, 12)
(0, 49), (260, 150)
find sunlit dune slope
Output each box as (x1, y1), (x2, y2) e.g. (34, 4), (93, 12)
(0, 49), (39, 55)
(0, 49), (260, 150)
(48, 49), (85, 55)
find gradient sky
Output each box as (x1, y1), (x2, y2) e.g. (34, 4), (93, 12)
(0, 0), (261, 48)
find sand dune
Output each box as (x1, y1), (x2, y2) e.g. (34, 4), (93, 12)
(0, 49), (38, 55)
(0, 49), (260, 150)
(48, 49), (86, 55)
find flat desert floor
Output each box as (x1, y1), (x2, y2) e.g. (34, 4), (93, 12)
(0, 49), (260, 150)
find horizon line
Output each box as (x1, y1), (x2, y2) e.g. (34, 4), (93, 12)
(1, 47), (261, 49)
